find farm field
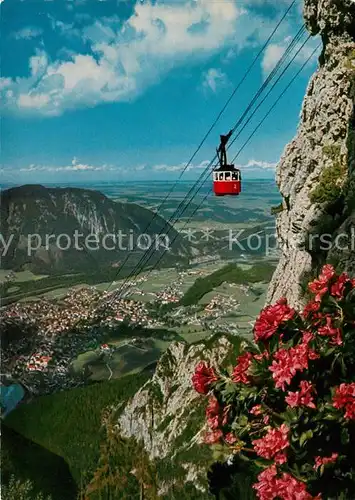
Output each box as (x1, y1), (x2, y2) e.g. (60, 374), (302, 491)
(197, 281), (268, 336)
(70, 336), (180, 381)
(0, 270), (49, 282)
(33, 263), (226, 302)
(69, 317), (224, 382)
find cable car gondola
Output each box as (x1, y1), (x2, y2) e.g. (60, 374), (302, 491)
(213, 130), (241, 196)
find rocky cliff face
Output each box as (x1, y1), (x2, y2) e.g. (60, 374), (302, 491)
(267, 0), (355, 309)
(114, 335), (241, 495)
(0, 185), (191, 274)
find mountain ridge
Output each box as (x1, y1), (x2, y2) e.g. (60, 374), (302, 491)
(0, 184), (191, 274)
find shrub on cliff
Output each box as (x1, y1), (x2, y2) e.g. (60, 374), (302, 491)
(310, 145), (347, 205)
(192, 265), (355, 499)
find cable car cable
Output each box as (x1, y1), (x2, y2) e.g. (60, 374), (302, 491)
(135, 42), (320, 289)
(102, 0), (300, 296)
(107, 26), (308, 303)
(231, 43), (322, 163)
(226, 34), (312, 153)
(168, 26), (308, 226)
(107, 29), (311, 303)
(110, 27), (306, 293)
(164, 26), (307, 229)
(179, 43), (321, 251)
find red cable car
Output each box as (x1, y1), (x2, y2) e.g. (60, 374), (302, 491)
(213, 130), (241, 196)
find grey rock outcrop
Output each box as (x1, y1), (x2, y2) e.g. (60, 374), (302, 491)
(267, 0), (355, 309)
(115, 335), (239, 493)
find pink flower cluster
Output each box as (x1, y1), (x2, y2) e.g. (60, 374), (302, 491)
(224, 432), (238, 445)
(303, 265), (355, 338)
(252, 424), (289, 465)
(303, 300), (321, 320)
(318, 315), (342, 346)
(309, 265), (336, 302)
(204, 429), (223, 444)
(250, 404), (263, 416)
(314, 453), (338, 470)
(192, 264), (355, 499)
(250, 404), (270, 424)
(253, 465), (320, 500)
(269, 333), (319, 391)
(192, 361), (218, 395)
(333, 383), (355, 420)
(331, 273), (355, 299)
(204, 396), (230, 444)
(232, 352), (253, 384)
(309, 264), (355, 303)
(206, 396), (221, 430)
(285, 380), (316, 409)
(254, 298), (295, 343)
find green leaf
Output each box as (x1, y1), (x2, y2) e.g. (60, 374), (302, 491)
(255, 459), (271, 468)
(239, 415), (249, 427)
(324, 347), (337, 357)
(212, 444), (225, 452)
(212, 444), (231, 462)
(281, 408), (298, 424)
(226, 364), (234, 375)
(341, 427), (350, 445)
(223, 382), (238, 396)
(299, 433), (307, 447)
(299, 430), (313, 447)
(323, 412), (339, 421)
(341, 358), (347, 377)
(291, 433), (299, 443)
(328, 296), (339, 307)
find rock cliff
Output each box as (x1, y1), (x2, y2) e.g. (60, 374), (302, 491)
(267, 0), (355, 309)
(114, 335), (242, 495)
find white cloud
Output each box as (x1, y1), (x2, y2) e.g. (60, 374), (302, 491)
(19, 158), (121, 173)
(1, 0), (312, 117)
(153, 159), (276, 172)
(12, 27), (43, 40)
(4, 158), (276, 180)
(153, 164), (185, 173)
(48, 15), (81, 38)
(0, 0), (265, 116)
(262, 43), (286, 76)
(153, 160), (210, 172)
(237, 159), (277, 170)
(202, 68), (229, 93)
(261, 35), (320, 79)
(150, 159), (277, 176)
(18, 93), (50, 109)
(0, 78), (12, 90)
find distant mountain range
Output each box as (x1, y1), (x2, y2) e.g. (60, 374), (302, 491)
(0, 185), (191, 274)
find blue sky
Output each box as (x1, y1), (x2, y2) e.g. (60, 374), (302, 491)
(0, 0), (320, 184)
